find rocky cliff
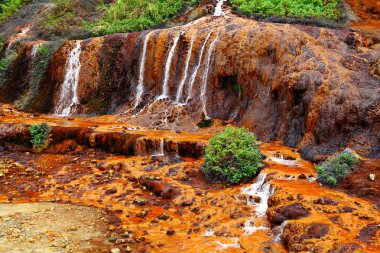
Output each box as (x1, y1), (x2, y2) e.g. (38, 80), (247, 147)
(0, 14), (379, 161)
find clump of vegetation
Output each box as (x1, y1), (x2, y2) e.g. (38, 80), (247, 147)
(37, 0), (98, 39)
(229, 0), (344, 20)
(316, 151), (359, 186)
(0, 0), (26, 21)
(29, 123), (52, 152)
(0, 50), (18, 86)
(202, 126), (262, 185)
(90, 0), (197, 35)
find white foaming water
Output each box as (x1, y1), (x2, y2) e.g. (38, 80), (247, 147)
(55, 41), (82, 116)
(204, 229), (214, 237)
(175, 35), (195, 103)
(185, 33), (212, 104)
(274, 220), (288, 242)
(156, 138), (165, 156)
(214, 0), (226, 16)
(216, 238), (240, 250)
(135, 31), (153, 108)
(268, 153), (299, 167)
(200, 34), (219, 119)
(242, 218), (268, 235)
(157, 33), (181, 100)
(242, 173), (273, 217)
(30, 44), (40, 58)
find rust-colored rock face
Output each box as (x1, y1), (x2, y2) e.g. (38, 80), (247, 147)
(1, 15), (379, 160)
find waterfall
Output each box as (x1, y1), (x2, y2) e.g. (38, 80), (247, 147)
(274, 221), (288, 242)
(30, 44), (40, 58)
(135, 31), (153, 108)
(175, 35), (195, 103)
(214, 0), (226, 16)
(157, 33), (181, 100)
(185, 33), (212, 104)
(241, 173), (274, 235)
(55, 41), (82, 116)
(242, 173), (273, 217)
(155, 138), (165, 156)
(200, 34), (219, 119)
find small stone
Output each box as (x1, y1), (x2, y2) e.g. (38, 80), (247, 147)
(108, 237), (117, 243)
(166, 228), (175, 235)
(369, 174), (376, 181)
(109, 225), (115, 231)
(111, 248), (120, 253)
(126, 246), (132, 252)
(133, 198), (146, 206)
(158, 212), (170, 220)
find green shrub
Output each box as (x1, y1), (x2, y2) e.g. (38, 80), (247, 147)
(0, 0), (26, 21)
(90, 0), (197, 35)
(229, 0), (344, 20)
(202, 126), (262, 184)
(316, 152), (359, 186)
(29, 123), (52, 152)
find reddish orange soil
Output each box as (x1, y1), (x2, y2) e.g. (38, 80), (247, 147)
(0, 104), (379, 252)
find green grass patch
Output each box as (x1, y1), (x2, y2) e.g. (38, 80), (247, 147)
(202, 126), (262, 185)
(229, 0), (344, 20)
(90, 0), (197, 35)
(0, 0), (26, 21)
(316, 151), (359, 186)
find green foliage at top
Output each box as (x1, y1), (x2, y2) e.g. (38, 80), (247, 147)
(29, 123), (52, 151)
(0, 0), (26, 21)
(229, 0), (344, 20)
(202, 126), (262, 185)
(316, 152), (359, 186)
(37, 0), (98, 39)
(90, 0), (197, 35)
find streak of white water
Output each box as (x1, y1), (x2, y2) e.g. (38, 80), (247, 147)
(200, 34), (219, 119)
(268, 153), (299, 167)
(274, 221), (288, 242)
(214, 0), (226, 16)
(55, 41), (82, 116)
(242, 173), (273, 217)
(175, 35), (195, 103)
(30, 44), (40, 58)
(216, 238), (240, 250)
(156, 138), (165, 156)
(185, 33), (212, 104)
(135, 31), (153, 108)
(157, 33), (181, 100)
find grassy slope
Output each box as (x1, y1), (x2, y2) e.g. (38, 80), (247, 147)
(229, 0), (344, 20)
(89, 0), (198, 35)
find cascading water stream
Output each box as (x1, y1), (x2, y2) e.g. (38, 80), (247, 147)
(241, 173), (274, 235)
(200, 34), (219, 119)
(185, 33), (212, 104)
(175, 35), (195, 103)
(54, 41), (82, 116)
(30, 44), (40, 58)
(135, 31), (153, 108)
(214, 0), (226, 16)
(157, 33), (181, 100)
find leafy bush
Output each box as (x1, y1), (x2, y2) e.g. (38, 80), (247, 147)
(29, 123), (52, 152)
(202, 126), (262, 184)
(0, 0), (26, 21)
(90, 0), (197, 35)
(229, 0), (344, 20)
(316, 152), (359, 186)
